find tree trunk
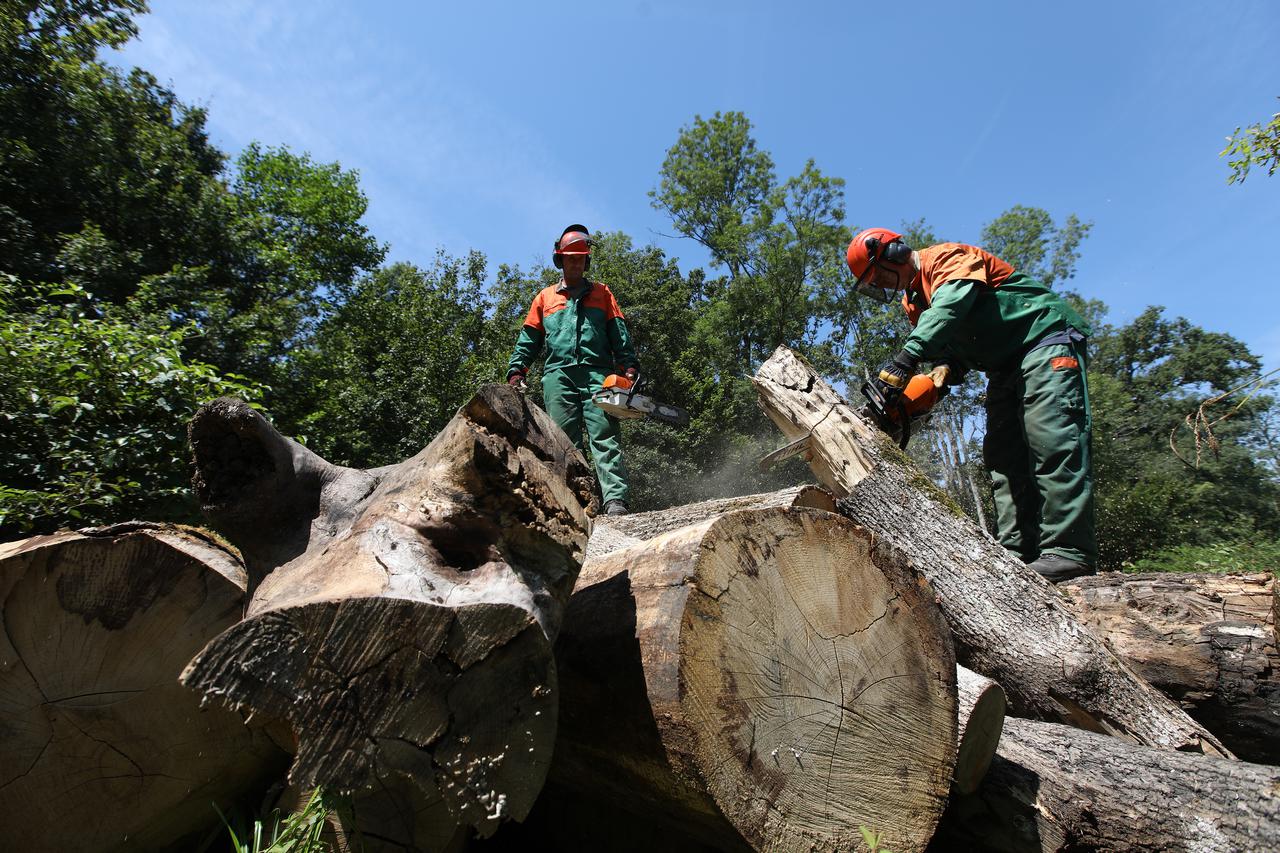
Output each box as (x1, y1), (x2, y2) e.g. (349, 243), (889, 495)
(954, 665), (1005, 796)
(751, 346), (1232, 757)
(543, 505), (958, 853)
(931, 717), (1280, 853)
(0, 524), (287, 852)
(585, 484), (836, 559)
(181, 386), (596, 838)
(1058, 571), (1280, 763)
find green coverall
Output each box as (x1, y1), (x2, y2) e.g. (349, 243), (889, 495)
(902, 270), (1097, 567)
(507, 279), (638, 505)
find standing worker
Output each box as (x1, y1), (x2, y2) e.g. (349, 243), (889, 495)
(507, 224), (639, 516)
(846, 227), (1096, 582)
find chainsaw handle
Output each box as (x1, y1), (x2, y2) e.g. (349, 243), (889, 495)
(625, 370), (641, 405)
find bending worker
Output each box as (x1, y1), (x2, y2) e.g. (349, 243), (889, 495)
(507, 224), (638, 516)
(847, 227), (1096, 582)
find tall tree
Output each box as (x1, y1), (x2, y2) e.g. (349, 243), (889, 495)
(649, 111), (774, 280)
(1088, 306), (1279, 567)
(0, 278), (262, 536)
(979, 205), (1091, 288)
(292, 255), (492, 468)
(651, 112), (850, 373)
(0, 0), (226, 300)
(134, 143), (387, 398)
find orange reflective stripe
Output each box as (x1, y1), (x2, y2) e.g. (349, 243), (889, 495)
(581, 283), (625, 319)
(524, 286), (570, 329)
(1050, 356), (1079, 370)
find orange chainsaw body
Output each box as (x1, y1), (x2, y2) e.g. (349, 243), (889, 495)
(889, 373), (942, 423)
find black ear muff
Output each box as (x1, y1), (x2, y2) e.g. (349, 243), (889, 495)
(882, 240), (912, 264)
(863, 236), (883, 263)
(553, 249), (563, 269)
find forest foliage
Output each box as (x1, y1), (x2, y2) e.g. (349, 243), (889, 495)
(2, 1), (1276, 570)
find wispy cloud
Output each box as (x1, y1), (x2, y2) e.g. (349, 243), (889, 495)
(115, 4), (606, 267)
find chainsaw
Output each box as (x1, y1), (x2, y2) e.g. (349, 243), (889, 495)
(592, 372), (690, 427)
(859, 366), (949, 449)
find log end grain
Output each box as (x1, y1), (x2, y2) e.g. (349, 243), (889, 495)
(676, 509), (958, 852)
(0, 529), (286, 851)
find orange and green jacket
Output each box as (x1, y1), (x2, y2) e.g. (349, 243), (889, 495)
(900, 243), (1090, 371)
(507, 279), (638, 376)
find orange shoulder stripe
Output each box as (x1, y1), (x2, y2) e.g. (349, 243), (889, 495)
(582, 282), (624, 319)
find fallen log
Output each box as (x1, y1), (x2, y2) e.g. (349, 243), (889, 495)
(543, 505), (958, 853)
(181, 386), (596, 838)
(585, 484), (837, 559)
(954, 665), (1005, 795)
(931, 717), (1280, 853)
(1059, 571), (1280, 764)
(0, 524), (287, 852)
(752, 346), (1231, 757)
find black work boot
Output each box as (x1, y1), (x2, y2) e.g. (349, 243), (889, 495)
(1027, 553), (1094, 584)
(604, 500), (630, 516)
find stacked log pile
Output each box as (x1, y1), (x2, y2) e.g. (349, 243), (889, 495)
(2, 373), (1278, 852)
(1058, 571), (1280, 763)
(0, 524), (287, 851)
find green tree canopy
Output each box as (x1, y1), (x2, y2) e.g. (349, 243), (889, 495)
(1088, 306), (1279, 567)
(0, 279), (262, 536)
(651, 112), (850, 373)
(979, 205), (1091, 288)
(1222, 98), (1280, 184)
(293, 255), (493, 468)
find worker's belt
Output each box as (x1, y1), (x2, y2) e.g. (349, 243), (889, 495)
(1027, 326), (1086, 354)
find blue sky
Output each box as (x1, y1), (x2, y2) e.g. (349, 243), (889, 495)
(115, 1), (1279, 368)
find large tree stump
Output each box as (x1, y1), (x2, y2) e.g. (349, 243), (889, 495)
(1058, 571), (1280, 763)
(0, 525), (287, 852)
(931, 717), (1280, 853)
(181, 386), (595, 838)
(542, 505), (958, 853)
(751, 346), (1231, 757)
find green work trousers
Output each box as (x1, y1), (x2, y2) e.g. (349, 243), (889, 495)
(542, 365), (630, 505)
(983, 340), (1097, 567)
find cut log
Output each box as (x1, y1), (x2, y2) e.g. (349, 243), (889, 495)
(181, 386), (596, 838)
(585, 484), (837, 559)
(954, 665), (1005, 795)
(0, 524), (287, 852)
(931, 717), (1280, 853)
(545, 506), (958, 853)
(752, 345), (1232, 757)
(1058, 571), (1280, 764)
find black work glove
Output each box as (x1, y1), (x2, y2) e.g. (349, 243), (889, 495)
(874, 350), (918, 404)
(507, 369), (528, 390)
(624, 366), (638, 382)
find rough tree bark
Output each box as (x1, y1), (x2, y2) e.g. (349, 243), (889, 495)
(180, 386), (595, 839)
(931, 717), (1280, 853)
(1059, 571), (1280, 763)
(0, 524), (287, 852)
(538, 503), (958, 853)
(751, 346), (1231, 757)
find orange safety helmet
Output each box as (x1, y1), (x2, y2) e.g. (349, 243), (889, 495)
(846, 226), (912, 302)
(553, 224), (592, 269)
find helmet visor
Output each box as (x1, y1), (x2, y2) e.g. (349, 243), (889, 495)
(853, 280), (895, 303)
